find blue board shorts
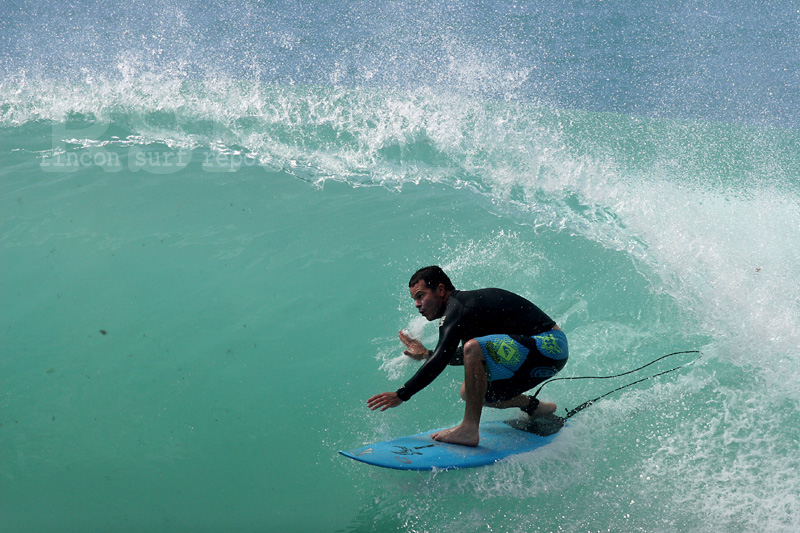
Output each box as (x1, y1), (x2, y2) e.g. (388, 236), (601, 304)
(476, 329), (569, 403)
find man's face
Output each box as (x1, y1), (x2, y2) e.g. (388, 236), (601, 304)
(409, 279), (446, 321)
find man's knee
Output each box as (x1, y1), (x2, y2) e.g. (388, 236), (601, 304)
(459, 340), (486, 402)
(463, 339), (484, 362)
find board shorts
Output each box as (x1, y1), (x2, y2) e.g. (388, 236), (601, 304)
(476, 329), (569, 403)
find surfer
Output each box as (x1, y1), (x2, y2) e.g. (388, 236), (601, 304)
(367, 266), (568, 447)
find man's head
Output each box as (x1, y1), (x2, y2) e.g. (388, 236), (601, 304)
(408, 266), (454, 321)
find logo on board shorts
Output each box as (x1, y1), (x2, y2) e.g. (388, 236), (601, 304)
(530, 367), (557, 378)
(485, 339), (522, 365)
(537, 333), (563, 357)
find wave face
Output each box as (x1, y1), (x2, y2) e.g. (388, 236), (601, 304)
(2, 1), (799, 531)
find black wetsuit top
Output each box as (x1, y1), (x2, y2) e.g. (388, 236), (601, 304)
(396, 288), (556, 402)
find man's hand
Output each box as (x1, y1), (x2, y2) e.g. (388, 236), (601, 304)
(399, 330), (429, 360)
(367, 392), (403, 411)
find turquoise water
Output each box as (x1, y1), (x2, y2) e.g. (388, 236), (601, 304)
(2, 1), (800, 531)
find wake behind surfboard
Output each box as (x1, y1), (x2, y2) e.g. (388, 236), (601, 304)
(339, 415), (565, 471)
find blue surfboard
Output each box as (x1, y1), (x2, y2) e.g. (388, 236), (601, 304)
(340, 416), (565, 471)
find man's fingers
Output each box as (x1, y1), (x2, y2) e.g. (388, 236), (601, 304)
(367, 393), (388, 410)
(368, 392), (401, 411)
(370, 401), (388, 411)
(398, 330), (413, 346)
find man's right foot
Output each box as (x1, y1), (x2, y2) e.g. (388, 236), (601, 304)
(430, 423), (480, 447)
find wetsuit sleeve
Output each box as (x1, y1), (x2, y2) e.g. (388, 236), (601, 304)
(396, 302), (464, 402)
(448, 346), (464, 366)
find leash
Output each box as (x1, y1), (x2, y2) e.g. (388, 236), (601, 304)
(530, 350), (702, 419)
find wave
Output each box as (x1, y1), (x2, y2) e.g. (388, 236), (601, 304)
(4, 76), (799, 386)
(6, 77), (800, 358)
(1, 75), (798, 422)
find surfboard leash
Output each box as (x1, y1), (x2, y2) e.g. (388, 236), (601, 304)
(530, 350), (702, 420)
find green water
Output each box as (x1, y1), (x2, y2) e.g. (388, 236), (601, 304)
(3, 4), (800, 526)
(2, 158), (733, 531)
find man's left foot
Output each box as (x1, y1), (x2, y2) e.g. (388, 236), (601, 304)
(521, 397), (557, 418)
(431, 424), (479, 447)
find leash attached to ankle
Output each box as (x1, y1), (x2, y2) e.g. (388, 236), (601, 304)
(520, 396), (539, 416)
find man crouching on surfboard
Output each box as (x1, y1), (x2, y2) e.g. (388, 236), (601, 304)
(367, 266), (568, 447)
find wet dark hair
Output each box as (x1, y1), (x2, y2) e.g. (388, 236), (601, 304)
(408, 265), (455, 292)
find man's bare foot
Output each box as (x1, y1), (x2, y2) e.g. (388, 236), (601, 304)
(430, 424), (480, 447)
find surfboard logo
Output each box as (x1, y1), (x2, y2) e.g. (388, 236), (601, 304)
(392, 446), (423, 456)
(391, 444), (436, 456)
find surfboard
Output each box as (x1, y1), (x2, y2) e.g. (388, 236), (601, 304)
(339, 415), (565, 471)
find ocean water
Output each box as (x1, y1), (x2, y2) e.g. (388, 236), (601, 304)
(2, 1), (799, 531)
